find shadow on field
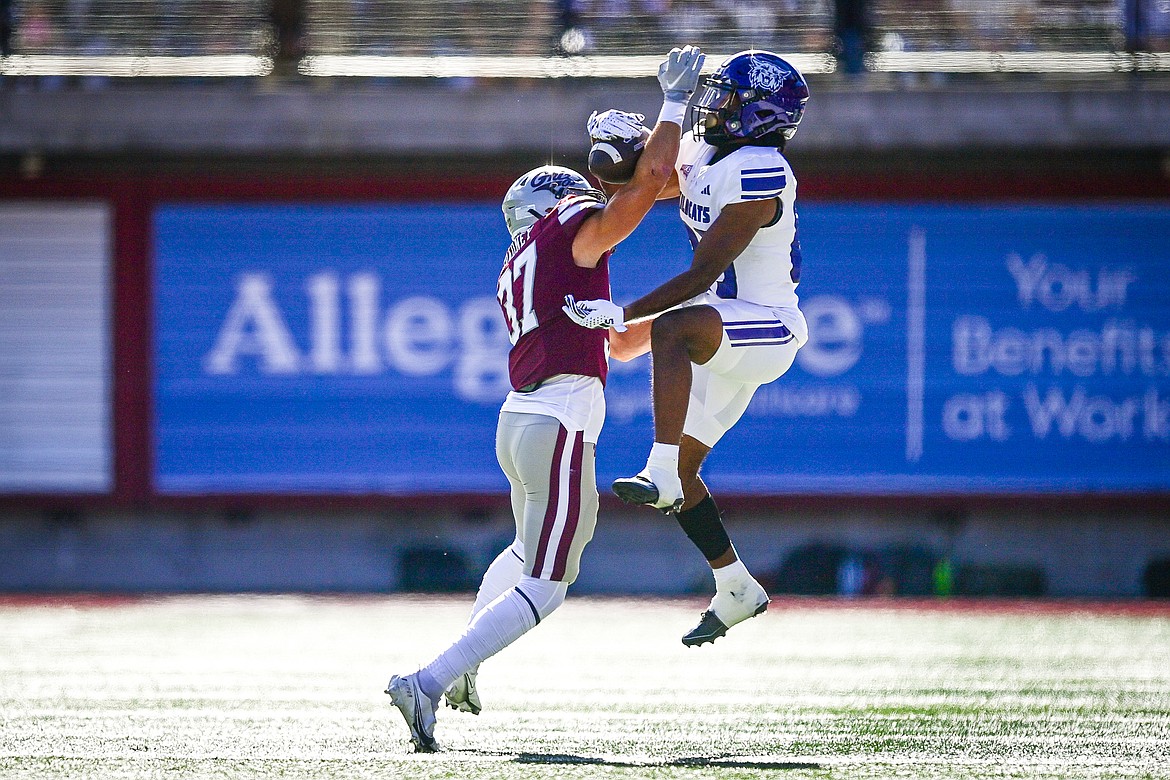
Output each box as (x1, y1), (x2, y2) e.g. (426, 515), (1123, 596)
(514, 753), (821, 770)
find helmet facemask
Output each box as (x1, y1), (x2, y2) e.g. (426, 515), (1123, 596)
(693, 76), (741, 145)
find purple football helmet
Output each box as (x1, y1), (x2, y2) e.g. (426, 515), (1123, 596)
(694, 50), (809, 146)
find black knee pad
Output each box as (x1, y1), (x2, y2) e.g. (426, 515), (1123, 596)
(675, 495), (732, 562)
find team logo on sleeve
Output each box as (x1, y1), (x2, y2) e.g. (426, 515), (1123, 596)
(748, 56), (785, 92)
(680, 164), (694, 179)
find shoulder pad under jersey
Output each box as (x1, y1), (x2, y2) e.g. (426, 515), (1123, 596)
(556, 194), (606, 224)
(716, 147), (789, 203)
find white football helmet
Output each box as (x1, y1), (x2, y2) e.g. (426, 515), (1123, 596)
(501, 165), (603, 237)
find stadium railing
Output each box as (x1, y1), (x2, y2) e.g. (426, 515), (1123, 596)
(1, 0), (1169, 80)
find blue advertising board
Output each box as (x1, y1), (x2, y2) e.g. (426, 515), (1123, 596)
(154, 203), (1170, 495)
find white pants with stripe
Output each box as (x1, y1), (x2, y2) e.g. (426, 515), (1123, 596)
(495, 411), (598, 584)
(684, 297), (804, 448)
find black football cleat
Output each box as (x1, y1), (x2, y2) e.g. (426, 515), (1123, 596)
(611, 473), (685, 514)
(682, 610), (731, 647)
(682, 581), (770, 646)
(612, 474), (659, 505)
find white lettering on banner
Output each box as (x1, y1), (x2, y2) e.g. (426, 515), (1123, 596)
(456, 297), (512, 402)
(1006, 253), (1135, 312)
(205, 274), (300, 375)
(942, 254), (1169, 447)
(798, 295), (861, 376)
(306, 272), (342, 373)
(384, 296), (454, 376)
(747, 384), (861, 417)
(348, 273), (383, 374)
(942, 391), (1012, 441)
(204, 272), (510, 402)
(952, 316), (1170, 378)
(203, 275), (895, 411)
(1023, 384), (1168, 442)
(1145, 388), (1170, 439)
(797, 294), (890, 377)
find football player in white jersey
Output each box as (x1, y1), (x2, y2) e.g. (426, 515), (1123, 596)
(563, 50), (810, 647)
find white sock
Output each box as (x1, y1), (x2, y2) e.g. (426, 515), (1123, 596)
(712, 556), (751, 591)
(468, 538), (525, 623)
(647, 442), (679, 470)
(650, 442), (678, 467)
(424, 538), (525, 693)
(419, 575), (567, 700)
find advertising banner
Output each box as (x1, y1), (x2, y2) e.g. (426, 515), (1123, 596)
(154, 203), (1169, 495)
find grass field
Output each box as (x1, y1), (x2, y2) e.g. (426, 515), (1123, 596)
(2, 594), (1169, 779)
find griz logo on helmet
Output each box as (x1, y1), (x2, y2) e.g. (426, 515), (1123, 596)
(501, 165), (603, 236)
(527, 170), (588, 197)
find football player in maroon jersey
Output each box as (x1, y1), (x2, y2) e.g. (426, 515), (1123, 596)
(384, 45), (705, 753)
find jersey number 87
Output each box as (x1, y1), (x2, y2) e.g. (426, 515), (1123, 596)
(497, 242), (538, 345)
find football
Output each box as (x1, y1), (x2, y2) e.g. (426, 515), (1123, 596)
(587, 128), (650, 185)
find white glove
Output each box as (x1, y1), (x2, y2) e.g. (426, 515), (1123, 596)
(563, 295), (627, 332)
(587, 109), (648, 141)
(658, 45), (705, 103)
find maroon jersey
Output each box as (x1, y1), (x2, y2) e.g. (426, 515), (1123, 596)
(497, 195), (614, 391)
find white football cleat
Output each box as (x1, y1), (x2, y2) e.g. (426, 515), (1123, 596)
(611, 465), (684, 514)
(385, 674), (439, 752)
(682, 577), (770, 647)
(443, 670), (482, 715)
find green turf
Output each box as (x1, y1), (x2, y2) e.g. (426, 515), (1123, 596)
(1, 594), (1168, 779)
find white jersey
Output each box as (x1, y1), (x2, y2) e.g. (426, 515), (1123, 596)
(676, 133), (807, 343)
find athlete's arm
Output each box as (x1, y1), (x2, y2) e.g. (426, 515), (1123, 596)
(656, 169), (681, 200)
(622, 197), (778, 323)
(571, 119), (679, 268)
(572, 45), (703, 268)
(598, 166), (679, 201)
(609, 319), (653, 361)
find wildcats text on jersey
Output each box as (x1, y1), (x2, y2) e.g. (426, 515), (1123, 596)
(680, 195), (711, 225)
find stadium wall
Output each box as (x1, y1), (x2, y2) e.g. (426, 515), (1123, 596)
(2, 170), (1167, 598)
(2, 81), (1169, 597)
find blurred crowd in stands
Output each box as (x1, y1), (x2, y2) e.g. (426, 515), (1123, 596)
(0, 0), (268, 56)
(0, 0), (1167, 66)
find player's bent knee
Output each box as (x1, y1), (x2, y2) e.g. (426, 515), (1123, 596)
(650, 311), (688, 348)
(652, 307), (723, 363)
(517, 574), (568, 620)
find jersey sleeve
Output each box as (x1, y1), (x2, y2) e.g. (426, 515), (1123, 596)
(554, 194), (606, 226)
(712, 148), (789, 211)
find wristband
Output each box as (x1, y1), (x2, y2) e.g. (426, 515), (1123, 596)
(656, 99), (688, 128)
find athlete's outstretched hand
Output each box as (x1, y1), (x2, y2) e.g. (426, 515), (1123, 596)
(587, 109), (647, 141)
(563, 295), (627, 332)
(658, 45), (705, 103)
